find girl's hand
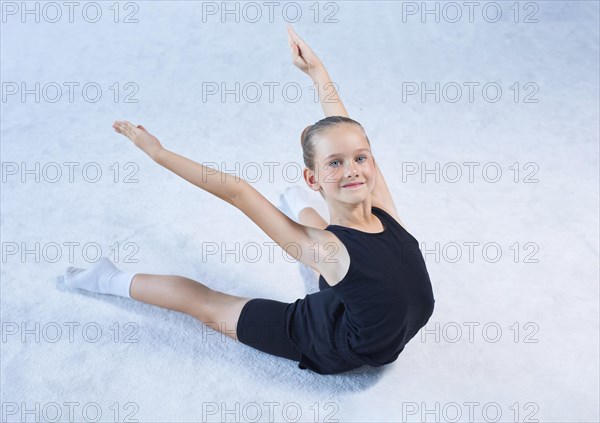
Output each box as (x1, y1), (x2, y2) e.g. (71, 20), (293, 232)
(287, 25), (325, 78)
(113, 120), (163, 159)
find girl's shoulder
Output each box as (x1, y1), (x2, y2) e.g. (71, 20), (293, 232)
(371, 200), (407, 231)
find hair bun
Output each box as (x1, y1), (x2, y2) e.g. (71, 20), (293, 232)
(300, 125), (312, 145)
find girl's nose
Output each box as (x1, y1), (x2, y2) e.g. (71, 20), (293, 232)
(345, 164), (358, 176)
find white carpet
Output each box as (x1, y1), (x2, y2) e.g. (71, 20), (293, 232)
(1, 1), (598, 422)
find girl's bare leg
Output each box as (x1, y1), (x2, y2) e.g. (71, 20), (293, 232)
(298, 207), (328, 230)
(130, 274), (252, 342)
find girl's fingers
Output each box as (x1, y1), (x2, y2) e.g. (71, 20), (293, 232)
(287, 27), (309, 55)
(113, 120), (148, 136)
(288, 25), (299, 39)
(287, 25), (300, 43)
(288, 27), (308, 49)
(298, 38), (310, 51)
(291, 43), (299, 58)
(288, 34), (298, 51)
(113, 121), (130, 136)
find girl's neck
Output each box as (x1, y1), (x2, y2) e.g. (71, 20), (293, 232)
(328, 202), (381, 231)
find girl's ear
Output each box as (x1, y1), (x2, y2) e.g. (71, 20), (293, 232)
(303, 167), (320, 192)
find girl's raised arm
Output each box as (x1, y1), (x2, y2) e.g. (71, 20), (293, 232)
(287, 25), (349, 118)
(286, 28), (406, 229)
(112, 120), (345, 278)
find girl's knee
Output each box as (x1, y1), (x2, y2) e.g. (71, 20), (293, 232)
(200, 292), (253, 341)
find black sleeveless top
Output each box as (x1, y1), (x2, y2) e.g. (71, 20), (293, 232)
(320, 206), (435, 366)
(286, 206), (435, 373)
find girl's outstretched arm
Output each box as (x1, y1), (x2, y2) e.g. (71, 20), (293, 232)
(287, 25), (349, 118)
(113, 121), (241, 205)
(113, 120), (345, 278)
(287, 28), (406, 228)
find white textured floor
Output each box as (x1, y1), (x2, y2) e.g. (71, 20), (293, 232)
(1, 1), (598, 422)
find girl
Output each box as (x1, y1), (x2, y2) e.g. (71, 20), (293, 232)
(64, 26), (435, 375)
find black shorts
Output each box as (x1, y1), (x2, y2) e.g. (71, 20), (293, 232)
(236, 293), (365, 375)
(236, 298), (302, 363)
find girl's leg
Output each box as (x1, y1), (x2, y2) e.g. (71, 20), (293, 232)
(283, 186), (328, 229)
(130, 274), (252, 342)
(298, 207), (328, 230)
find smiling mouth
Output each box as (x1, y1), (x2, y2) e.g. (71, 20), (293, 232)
(342, 182), (364, 188)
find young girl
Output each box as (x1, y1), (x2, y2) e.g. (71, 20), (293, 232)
(64, 26), (435, 375)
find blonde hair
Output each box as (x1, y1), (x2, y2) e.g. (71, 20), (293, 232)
(300, 116), (371, 199)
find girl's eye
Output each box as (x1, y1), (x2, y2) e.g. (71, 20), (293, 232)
(329, 156), (367, 167)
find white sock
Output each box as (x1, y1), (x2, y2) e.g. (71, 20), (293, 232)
(64, 257), (136, 299)
(281, 186), (329, 222)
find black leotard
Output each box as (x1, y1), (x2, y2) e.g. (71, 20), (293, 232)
(286, 206), (435, 372)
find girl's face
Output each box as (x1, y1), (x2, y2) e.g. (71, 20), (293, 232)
(308, 124), (377, 205)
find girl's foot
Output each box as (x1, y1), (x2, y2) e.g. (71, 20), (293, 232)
(64, 257), (136, 299)
(281, 186), (328, 223)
